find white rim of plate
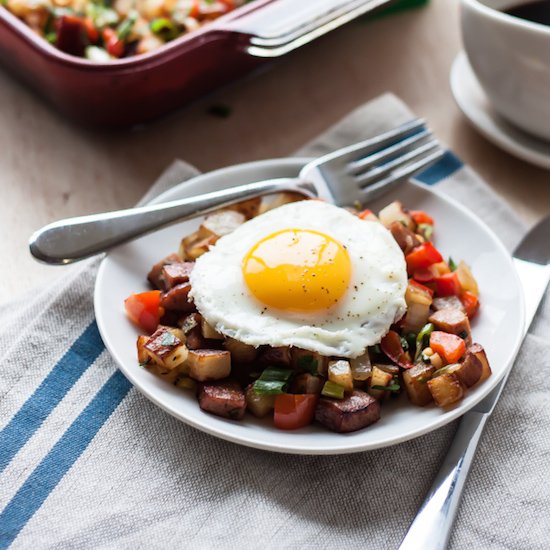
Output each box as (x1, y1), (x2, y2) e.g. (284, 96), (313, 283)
(450, 51), (550, 171)
(94, 157), (525, 454)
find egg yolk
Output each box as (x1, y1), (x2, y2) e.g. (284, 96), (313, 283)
(242, 229), (352, 312)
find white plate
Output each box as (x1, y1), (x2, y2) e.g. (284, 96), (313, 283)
(95, 158), (524, 455)
(451, 51), (550, 170)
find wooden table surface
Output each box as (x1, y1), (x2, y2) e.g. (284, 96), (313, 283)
(1, 0), (548, 303)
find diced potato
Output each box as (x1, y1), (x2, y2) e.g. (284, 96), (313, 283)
(290, 373), (323, 394)
(179, 231), (216, 260)
(200, 318), (224, 340)
(290, 348), (328, 375)
(368, 365), (394, 400)
(350, 352), (372, 381)
(245, 384), (275, 418)
(137, 335), (149, 365)
(429, 352), (443, 369)
(456, 261), (479, 296)
(146, 363), (182, 384)
(227, 197), (262, 220)
(258, 192), (303, 215)
(403, 362), (435, 406)
(144, 326), (188, 370)
(187, 349), (231, 382)
(445, 354), (482, 387)
(403, 280), (433, 333)
(378, 201), (415, 230)
(469, 343), (492, 383)
(429, 309), (472, 346)
(224, 338), (258, 363)
(427, 372), (464, 407)
(198, 210), (245, 241)
(328, 360), (353, 391)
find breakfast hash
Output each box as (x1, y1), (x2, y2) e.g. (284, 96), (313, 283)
(124, 194), (491, 433)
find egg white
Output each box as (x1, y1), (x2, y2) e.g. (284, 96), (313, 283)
(189, 200), (407, 358)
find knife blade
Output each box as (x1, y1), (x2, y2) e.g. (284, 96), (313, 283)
(399, 216), (550, 550)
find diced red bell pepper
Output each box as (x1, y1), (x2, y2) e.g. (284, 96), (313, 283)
(430, 331), (466, 364)
(102, 28), (124, 58)
(124, 290), (163, 334)
(410, 210), (434, 225)
(434, 272), (461, 297)
(405, 242), (444, 273)
(460, 291), (480, 319)
(409, 278), (434, 297)
(274, 394), (318, 430)
(83, 17), (99, 43)
(381, 330), (413, 369)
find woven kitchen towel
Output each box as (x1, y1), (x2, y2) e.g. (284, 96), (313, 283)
(1, 93), (548, 550)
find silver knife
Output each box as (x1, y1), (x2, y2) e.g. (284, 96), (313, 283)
(399, 216), (550, 550)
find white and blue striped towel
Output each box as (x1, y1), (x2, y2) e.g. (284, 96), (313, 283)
(1, 94), (548, 549)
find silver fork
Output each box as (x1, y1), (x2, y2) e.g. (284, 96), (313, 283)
(29, 119), (443, 265)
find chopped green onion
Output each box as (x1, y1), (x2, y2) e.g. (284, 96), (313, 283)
(432, 364), (459, 378)
(45, 31), (57, 44)
(297, 355), (318, 375)
(371, 383), (400, 392)
(415, 322), (434, 362)
(150, 17), (179, 40)
(372, 344), (382, 355)
(117, 11), (137, 40)
(418, 223), (433, 241)
(448, 257), (457, 271)
(253, 379), (287, 395)
(400, 336), (409, 351)
(321, 381), (345, 399)
(252, 366), (293, 395)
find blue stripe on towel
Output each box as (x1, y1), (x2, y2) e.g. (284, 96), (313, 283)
(414, 150), (463, 185)
(0, 321), (105, 474)
(0, 369), (132, 549)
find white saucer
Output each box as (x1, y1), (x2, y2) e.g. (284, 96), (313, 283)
(450, 51), (550, 170)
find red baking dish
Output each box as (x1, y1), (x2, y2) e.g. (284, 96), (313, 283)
(0, 0), (392, 128)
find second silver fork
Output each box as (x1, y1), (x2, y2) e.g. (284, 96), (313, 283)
(29, 118), (443, 265)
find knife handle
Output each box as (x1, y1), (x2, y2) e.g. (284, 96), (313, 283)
(398, 411), (488, 550)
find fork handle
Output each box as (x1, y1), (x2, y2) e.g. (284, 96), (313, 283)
(29, 178), (313, 265)
(398, 411), (488, 550)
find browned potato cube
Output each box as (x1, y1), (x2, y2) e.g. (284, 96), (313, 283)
(403, 280), (433, 333)
(469, 343), (492, 383)
(389, 220), (421, 255)
(245, 384), (275, 418)
(290, 348), (328, 375)
(258, 192), (303, 215)
(137, 335), (149, 365)
(200, 318), (224, 340)
(432, 296), (466, 313)
(403, 362), (435, 406)
(160, 283), (195, 312)
(427, 373), (465, 407)
(187, 349), (231, 382)
(224, 338), (258, 363)
(179, 232), (216, 261)
(198, 210), (245, 240)
(144, 326), (188, 370)
(161, 262), (194, 290)
(368, 365), (394, 400)
(227, 197), (262, 219)
(429, 309), (472, 346)
(290, 373), (323, 395)
(147, 253), (182, 289)
(328, 360), (354, 391)
(446, 354), (482, 387)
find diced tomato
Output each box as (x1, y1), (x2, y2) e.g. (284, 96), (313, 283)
(274, 394), (318, 430)
(410, 210), (434, 225)
(434, 272), (461, 297)
(124, 291), (163, 334)
(102, 28), (124, 57)
(83, 17), (99, 43)
(461, 291), (480, 319)
(405, 242), (444, 273)
(381, 330), (413, 369)
(430, 331), (466, 364)
(409, 278), (434, 297)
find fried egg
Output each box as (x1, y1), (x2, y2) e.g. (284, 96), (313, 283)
(189, 200), (407, 358)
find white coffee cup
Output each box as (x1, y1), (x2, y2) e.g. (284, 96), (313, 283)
(461, 0), (550, 141)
